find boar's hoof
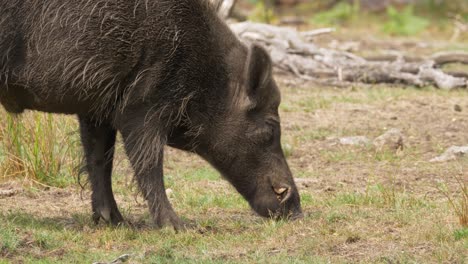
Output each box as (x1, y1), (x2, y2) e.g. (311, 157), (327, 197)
(92, 206), (124, 226)
(154, 209), (186, 231)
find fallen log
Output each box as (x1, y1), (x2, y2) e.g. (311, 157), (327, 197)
(229, 21), (468, 90)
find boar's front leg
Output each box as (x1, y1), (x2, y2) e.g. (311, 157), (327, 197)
(79, 117), (124, 225)
(119, 122), (184, 230)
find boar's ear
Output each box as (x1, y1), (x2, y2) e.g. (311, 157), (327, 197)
(244, 44), (273, 108)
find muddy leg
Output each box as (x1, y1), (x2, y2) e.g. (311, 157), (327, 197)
(79, 117), (124, 225)
(120, 125), (184, 230)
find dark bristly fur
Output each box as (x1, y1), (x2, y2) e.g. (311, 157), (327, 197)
(0, 0), (302, 229)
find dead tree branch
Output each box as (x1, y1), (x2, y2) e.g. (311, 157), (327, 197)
(229, 21), (468, 89)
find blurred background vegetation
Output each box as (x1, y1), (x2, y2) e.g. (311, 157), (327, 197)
(236, 0), (467, 38)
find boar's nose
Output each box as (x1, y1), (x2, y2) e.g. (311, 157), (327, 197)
(271, 184), (303, 220)
(273, 185), (291, 204)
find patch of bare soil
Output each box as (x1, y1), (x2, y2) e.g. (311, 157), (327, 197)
(279, 79), (467, 197)
(1, 75), (467, 262)
(0, 181), (150, 229)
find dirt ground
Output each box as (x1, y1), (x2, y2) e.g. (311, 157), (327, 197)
(1, 79), (467, 263)
(0, 35), (467, 263)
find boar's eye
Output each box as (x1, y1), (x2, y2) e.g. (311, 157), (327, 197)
(247, 124), (274, 145)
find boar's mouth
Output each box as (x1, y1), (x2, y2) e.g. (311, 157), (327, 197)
(249, 182), (302, 220)
(198, 152), (303, 221)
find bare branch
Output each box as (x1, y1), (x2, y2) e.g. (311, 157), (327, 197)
(229, 21), (467, 90)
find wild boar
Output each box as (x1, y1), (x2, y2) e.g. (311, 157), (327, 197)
(0, 0), (302, 229)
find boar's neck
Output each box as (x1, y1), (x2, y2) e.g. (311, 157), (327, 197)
(126, 1), (243, 137)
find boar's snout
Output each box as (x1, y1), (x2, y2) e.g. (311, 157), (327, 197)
(251, 178), (303, 220)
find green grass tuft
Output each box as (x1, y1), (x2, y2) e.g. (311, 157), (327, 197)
(382, 6), (429, 36)
(311, 2), (358, 25)
(453, 228), (468, 241)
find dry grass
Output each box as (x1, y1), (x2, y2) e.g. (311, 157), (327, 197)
(2, 9), (468, 263)
(1, 82), (467, 263)
(438, 169), (468, 227)
(1, 27), (468, 263)
(0, 113), (81, 187)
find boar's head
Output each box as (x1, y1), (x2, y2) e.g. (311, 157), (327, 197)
(169, 44), (302, 220)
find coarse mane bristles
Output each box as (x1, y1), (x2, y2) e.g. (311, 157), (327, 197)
(1, 0), (226, 172)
